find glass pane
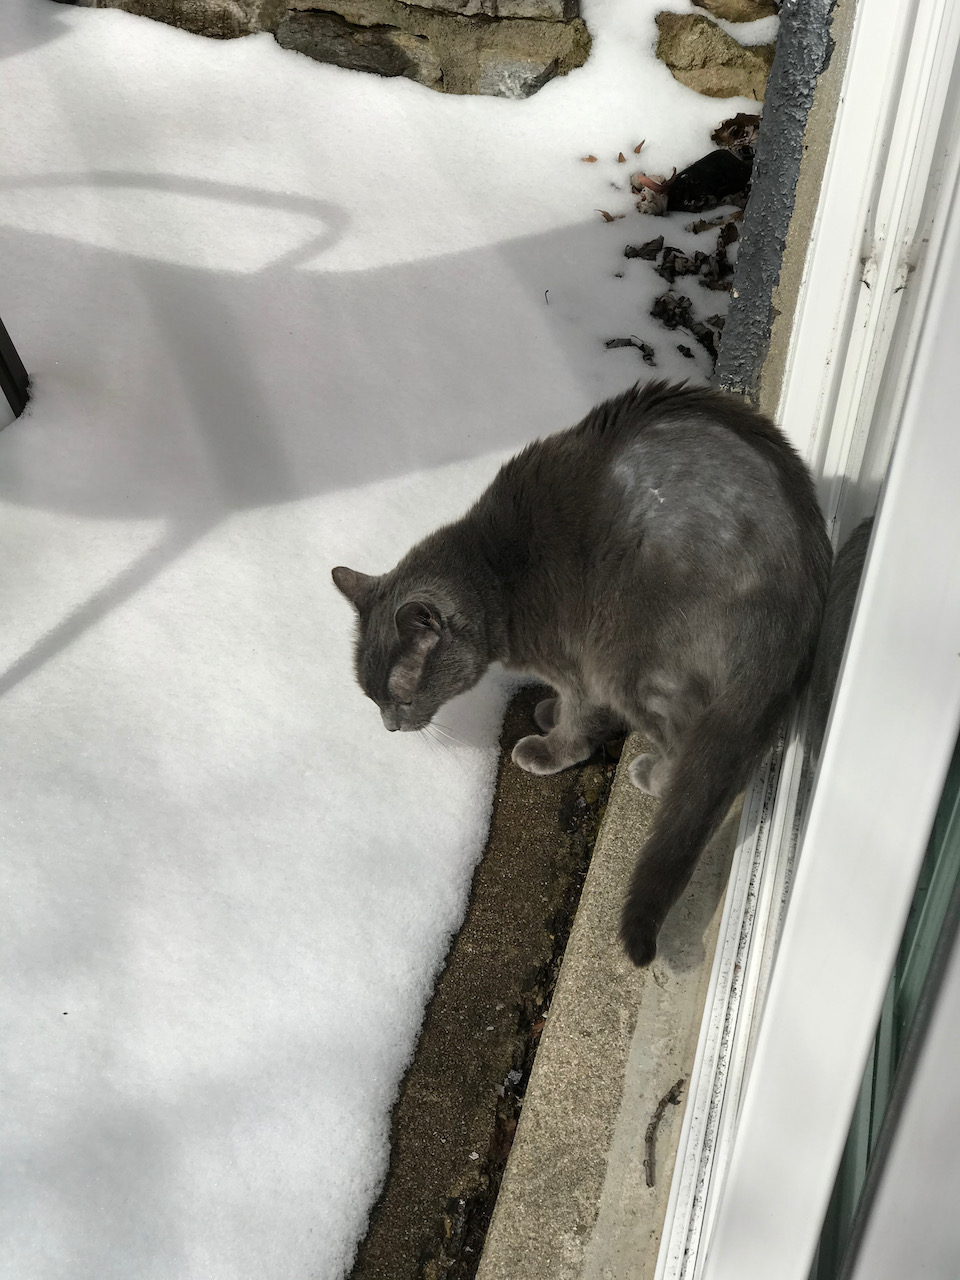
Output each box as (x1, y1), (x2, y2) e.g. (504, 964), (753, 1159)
(809, 727), (960, 1280)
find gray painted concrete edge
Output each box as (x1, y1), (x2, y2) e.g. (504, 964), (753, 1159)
(717, 0), (855, 408)
(477, 734), (739, 1280)
(755, 0), (856, 419)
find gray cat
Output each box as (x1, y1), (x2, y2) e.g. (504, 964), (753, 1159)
(333, 381), (831, 966)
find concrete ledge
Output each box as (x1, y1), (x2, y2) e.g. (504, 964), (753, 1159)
(477, 732), (740, 1280)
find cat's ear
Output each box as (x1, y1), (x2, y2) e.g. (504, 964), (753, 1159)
(332, 566), (376, 609)
(395, 600), (442, 645)
(389, 604), (441, 702)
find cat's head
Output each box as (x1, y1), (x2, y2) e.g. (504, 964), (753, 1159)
(332, 564), (489, 732)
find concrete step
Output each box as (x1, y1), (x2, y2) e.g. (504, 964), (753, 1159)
(478, 733), (740, 1280)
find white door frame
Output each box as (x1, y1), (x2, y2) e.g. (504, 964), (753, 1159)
(655, 2), (960, 1277)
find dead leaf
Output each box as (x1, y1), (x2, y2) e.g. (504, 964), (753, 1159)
(618, 152), (626, 163)
(597, 210), (625, 222)
(685, 209), (742, 234)
(634, 140), (646, 154)
(630, 167), (677, 195)
(581, 154), (598, 162)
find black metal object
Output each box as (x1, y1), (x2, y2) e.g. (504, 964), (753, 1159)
(666, 150), (753, 214)
(0, 314), (29, 420)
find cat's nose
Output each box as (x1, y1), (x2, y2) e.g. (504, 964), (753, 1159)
(381, 707), (399, 732)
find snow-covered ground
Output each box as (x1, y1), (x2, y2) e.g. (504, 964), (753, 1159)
(0, 3), (764, 1276)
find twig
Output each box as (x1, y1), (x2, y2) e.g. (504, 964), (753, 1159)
(644, 1078), (685, 1187)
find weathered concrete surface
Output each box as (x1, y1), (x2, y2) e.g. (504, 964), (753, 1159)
(581, 803), (741, 1280)
(656, 12), (775, 101)
(477, 732), (740, 1280)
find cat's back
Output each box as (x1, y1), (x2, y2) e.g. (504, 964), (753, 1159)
(505, 382), (814, 503)
(472, 381), (828, 599)
(578, 382), (806, 499)
(578, 382), (826, 567)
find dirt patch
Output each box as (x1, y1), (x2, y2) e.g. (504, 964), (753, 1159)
(348, 686), (623, 1280)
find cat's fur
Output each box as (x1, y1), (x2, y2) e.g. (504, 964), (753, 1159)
(333, 381), (831, 966)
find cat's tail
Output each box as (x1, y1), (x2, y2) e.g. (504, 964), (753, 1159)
(620, 684), (789, 967)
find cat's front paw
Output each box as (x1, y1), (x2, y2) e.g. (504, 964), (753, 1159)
(628, 752), (670, 798)
(512, 733), (579, 775)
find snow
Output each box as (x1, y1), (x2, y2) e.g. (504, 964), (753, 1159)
(0, 2), (760, 1276)
(697, 9), (780, 48)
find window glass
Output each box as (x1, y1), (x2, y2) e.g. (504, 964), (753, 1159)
(808, 728), (960, 1280)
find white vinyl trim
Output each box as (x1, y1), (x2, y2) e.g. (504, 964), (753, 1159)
(655, 2), (960, 1277)
(776, 0), (960, 537)
(653, 740), (786, 1280)
(700, 168), (960, 1279)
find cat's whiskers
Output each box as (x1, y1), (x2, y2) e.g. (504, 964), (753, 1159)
(431, 721), (468, 748)
(418, 728), (446, 761)
(423, 724), (462, 764)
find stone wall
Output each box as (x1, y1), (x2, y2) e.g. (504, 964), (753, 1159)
(655, 1), (778, 102)
(57, 0), (780, 105)
(59, 0), (590, 97)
